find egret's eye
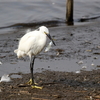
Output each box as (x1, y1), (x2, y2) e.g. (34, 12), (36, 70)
(37, 28), (40, 31)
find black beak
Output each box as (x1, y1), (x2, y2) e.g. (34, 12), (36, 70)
(46, 34), (56, 46)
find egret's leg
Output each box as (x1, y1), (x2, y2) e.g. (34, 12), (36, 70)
(30, 56), (35, 85)
(29, 56), (43, 89)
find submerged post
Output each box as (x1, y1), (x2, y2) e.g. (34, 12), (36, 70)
(66, 0), (74, 25)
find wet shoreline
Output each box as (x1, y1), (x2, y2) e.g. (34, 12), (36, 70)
(0, 22), (100, 75)
(0, 22), (100, 99)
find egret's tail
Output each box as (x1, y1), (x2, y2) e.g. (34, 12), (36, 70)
(14, 49), (18, 54)
(14, 49), (26, 58)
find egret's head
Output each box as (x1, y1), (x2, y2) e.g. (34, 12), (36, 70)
(39, 26), (49, 34)
(39, 26), (56, 46)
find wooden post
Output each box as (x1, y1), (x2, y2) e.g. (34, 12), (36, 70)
(66, 0), (74, 25)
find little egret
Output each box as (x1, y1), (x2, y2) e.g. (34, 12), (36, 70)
(14, 26), (56, 89)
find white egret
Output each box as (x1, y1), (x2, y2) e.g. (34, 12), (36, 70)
(14, 26), (56, 89)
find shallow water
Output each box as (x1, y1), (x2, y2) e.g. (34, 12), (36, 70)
(0, 0), (100, 33)
(0, 58), (100, 77)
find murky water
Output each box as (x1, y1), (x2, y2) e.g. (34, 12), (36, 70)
(0, 0), (100, 33)
(0, 58), (100, 77)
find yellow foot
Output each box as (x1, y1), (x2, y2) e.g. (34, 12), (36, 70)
(26, 79), (38, 85)
(31, 85), (43, 89)
(26, 79), (42, 89)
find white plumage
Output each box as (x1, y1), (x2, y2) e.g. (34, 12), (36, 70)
(14, 26), (56, 87)
(14, 26), (49, 58)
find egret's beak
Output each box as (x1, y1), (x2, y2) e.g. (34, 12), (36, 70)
(45, 33), (56, 46)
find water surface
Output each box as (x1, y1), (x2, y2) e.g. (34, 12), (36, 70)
(0, 0), (100, 33)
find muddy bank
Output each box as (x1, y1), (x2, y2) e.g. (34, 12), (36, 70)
(0, 22), (100, 99)
(0, 70), (100, 100)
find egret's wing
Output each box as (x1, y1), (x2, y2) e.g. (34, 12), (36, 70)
(18, 35), (36, 53)
(17, 30), (46, 57)
(19, 31), (36, 43)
